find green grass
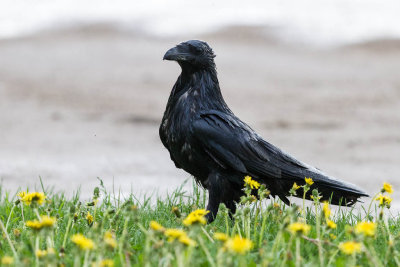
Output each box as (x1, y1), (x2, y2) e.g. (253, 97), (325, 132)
(0, 179), (399, 266)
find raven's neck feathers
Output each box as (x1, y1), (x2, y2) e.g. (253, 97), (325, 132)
(166, 66), (229, 112)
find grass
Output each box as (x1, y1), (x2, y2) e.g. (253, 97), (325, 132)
(0, 178), (399, 266)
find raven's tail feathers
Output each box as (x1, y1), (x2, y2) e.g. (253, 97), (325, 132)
(275, 175), (369, 206)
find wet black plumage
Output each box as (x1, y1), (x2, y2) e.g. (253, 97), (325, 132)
(160, 40), (368, 222)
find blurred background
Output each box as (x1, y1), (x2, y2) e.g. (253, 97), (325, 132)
(0, 1), (399, 207)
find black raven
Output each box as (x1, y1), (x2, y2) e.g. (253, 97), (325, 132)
(160, 40), (368, 222)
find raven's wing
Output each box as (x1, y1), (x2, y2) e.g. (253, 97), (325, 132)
(191, 111), (368, 204)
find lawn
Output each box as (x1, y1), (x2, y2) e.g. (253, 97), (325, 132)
(0, 178), (398, 266)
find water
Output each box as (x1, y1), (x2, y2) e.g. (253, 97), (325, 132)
(1, 0), (400, 46)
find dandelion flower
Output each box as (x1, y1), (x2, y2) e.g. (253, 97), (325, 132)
(164, 228), (186, 242)
(214, 232), (228, 242)
(149, 221), (165, 232)
(244, 176), (260, 189)
(288, 222), (311, 235)
(183, 209), (209, 226)
(305, 177), (314, 186)
(86, 212), (94, 225)
(330, 233), (337, 240)
(35, 249), (48, 258)
(322, 202), (331, 219)
(339, 241), (362, 255)
(26, 216), (56, 230)
(104, 231), (117, 249)
(382, 183), (393, 194)
(41, 216), (57, 227)
(375, 193), (392, 208)
(326, 220), (337, 229)
(17, 191), (26, 199)
(71, 234), (95, 250)
(1, 256), (14, 265)
(225, 235), (253, 254)
(100, 259), (114, 267)
(178, 235), (196, 246)
(20, 192), (46, 206)
(292, 183), (301, 190)
(355, 221), (376, 237)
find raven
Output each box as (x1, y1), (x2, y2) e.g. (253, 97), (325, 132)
(160, 40), (368, 222)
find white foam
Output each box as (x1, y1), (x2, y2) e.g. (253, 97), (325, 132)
(1, 0), (400, 46)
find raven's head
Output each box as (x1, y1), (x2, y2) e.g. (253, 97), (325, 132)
(163, 40), (215, 70)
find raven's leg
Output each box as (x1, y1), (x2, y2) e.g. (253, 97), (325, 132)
(205, 172), (223, 223)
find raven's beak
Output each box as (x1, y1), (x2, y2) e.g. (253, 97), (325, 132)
(163, 46), (189, 61)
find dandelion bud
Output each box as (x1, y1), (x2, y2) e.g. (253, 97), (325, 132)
(107, 209), (116, 215)
(13, 229), (21, 238)
(86, 201), (96, 207)
(240, 196), (248, 204)
(243, 207), (251, 216)
(59, 247), (65, 258)
(69, 205), (75, 214)
(171, 206), (181, 218)
(130, 205), (138, 211)
(93, 187), (100, 199)
(259, 184), (266, 191)
(219, 203), (228, 212)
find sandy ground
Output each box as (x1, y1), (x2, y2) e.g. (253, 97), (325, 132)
(0, 25), (399, 209)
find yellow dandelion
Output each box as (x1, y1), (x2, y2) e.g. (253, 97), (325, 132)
(375, 193), (392, 208)
(149, 221), (165, 232)
(305, 177), (314, 186)
(41, 216), (56, 227)
(100, 259), (114, 267)
(1, 256), (14, 265)
(326, 219), (337, 229)
(178, 235), (196, 246)
(183, 209), (209, 226)
(36, 249), (48, 258)
(288, 222), (311, 235)
(104, 231), (117, 249)
(225, 235), (253, 254)
(214, 232), (228, 242)
(339, 241), (362, 255)
(26, 220), (42, 230)
(86, 212), (94, 225)
(329, 233), (337, 240)
(382, 183), (393, 194)
(322, 202), (331, 219)
(20, 192), (46, 206)
(17, 191), (27, 199)
(355, 221), (376, 237)
(244, 176), (261, 189)
(164, 228), (186, 242)
(292, 182), (301, 190)
(26, 216), (56, 230)
(71, 234), (95, 250)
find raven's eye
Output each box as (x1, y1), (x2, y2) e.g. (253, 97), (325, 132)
(189, 44), (203, 54)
